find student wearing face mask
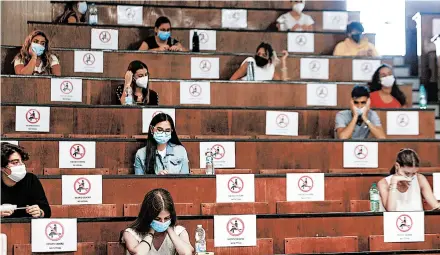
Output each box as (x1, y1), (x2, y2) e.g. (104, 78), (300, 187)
(138, 16), (186, 52)
(134, 113), (189, 175)
(121, 188), (194, 255)
(55, 1), (88, 23)
(276, 0), (314, 31)
(13, 30), (61, 76)
(116, 60), (159, 105)
(333, 22), (378, 57)
(1, 143), (51, 218)
(335, 86), (386, 139)
(230, 42), (289, 81)
(368, 64), (406, 108)
(377, 148), (440, 211)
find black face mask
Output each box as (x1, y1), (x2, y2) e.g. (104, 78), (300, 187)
(351, 33), (362, 43)
(255, 55), (269, 67)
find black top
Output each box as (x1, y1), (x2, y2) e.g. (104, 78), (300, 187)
(116, 85), (159, 105)
(1, 173), (51, 218)
(144, 36), (179, 49)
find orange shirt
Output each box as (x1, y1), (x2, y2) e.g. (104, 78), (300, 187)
(370, 91), (402, 108)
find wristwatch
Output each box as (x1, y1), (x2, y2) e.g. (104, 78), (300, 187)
(365, 119), (371, 125)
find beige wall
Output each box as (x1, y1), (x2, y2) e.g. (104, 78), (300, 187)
(1, 0), (52, 46)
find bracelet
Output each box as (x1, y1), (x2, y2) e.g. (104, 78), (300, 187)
(140, 240), (151, 250)
(280, 67), (288, 71)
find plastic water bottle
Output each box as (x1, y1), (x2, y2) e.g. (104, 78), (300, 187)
(369, 183), (380, 212)
(125, 86), (133, 105)
(88, 3), (98, 25)
(278, 16), (287, 31)
(246, 61), (255, 81)
(419, 84), (427, 109)
(192, 30), (200, 52)
(195, 225), (206, 253)
(205, 148), (214, 175)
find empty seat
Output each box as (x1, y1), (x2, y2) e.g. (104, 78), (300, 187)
(201, 202), (270, 215)
(50, 204), (117, 218)
(44, 168), (110, 175)
(14, 242), (96, 254)
(123, 203), (196, 216)
(259, 169), (322, 174)
(369, 234), (440, 251)
(277, 200), (345, 213)
(284, 236), (359, 254)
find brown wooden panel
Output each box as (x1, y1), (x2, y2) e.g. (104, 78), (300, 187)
(1, 106), (433, 138)
(259, 169), (321, 174)
(123, 203), (196, 216)
(1, 76), (412, 107)
(2, 133), (65, 138)
(190, 168), (253, 174)
(330, 168), (389, 173)
(206, 238), (274, 255)
(201, 202), (270, 215)
(285, 236), (359, 253)
(350, 200), (437, 212)
(50, 204), (117, 218)
(28, 22), (374, 54)
(277, 200), (345, 213)
(106, 242), (125, 255)
(44, 168), (110, 175)
(13, 242), (96, 255)
(369, 234), (440, 251)
(0, 46), (392, 82)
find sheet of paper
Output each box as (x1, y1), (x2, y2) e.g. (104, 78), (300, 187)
(32, 218), (77, 252)
(343, 142), (378, 168)
(15, 106), (50, 132)
(189, 30), (217, 50)
(62, 175), (103, 205)
(214, 215), (256, 247)
(352, 59), (381, 81)
(286, 173), (325, 201)
(323, 11), (348, 31)
(216, 174), (255, 203)
(288, 33), (315, 53)
(306, 83), (337, 106)
(180, 81), (211, 104)
(300, 58), (329, 80)
(386, 111), (419, 135)
(117, 5), (143, 25)
(384, 212), (425, 242)
(91, 28), (119, 50)
(200, 142), (236, 168)
(51, 78), (83, 102)
(191, 57), (220, 79)
(59, 141), (96, 168)
(265, 111), (298, 136)
(222, 9), (247, 28)
(74, 51), (104, 73)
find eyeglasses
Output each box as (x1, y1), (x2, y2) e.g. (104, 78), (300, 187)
(154, 127), (172, 135)
(353, 101), (367, 105)
(8, 159), (23, 166)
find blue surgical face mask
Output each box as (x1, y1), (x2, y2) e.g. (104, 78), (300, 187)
(153, 132), (171, 144)
(77, 2), (88, 14)
(31, 43), (45, 56)
(158, 31), (171, 41)
(150, 220), (171, 233)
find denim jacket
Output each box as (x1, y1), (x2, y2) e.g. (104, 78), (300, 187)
(134, 143), (189, 175)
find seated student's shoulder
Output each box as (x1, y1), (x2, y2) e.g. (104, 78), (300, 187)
(335, 110), (352, 126)
(301, 13), (315, 25)
(174, 225), (187, 235)
(135, 146), (147, 158)
(170, 143), (187, 153)
(149, 89), (159, 105)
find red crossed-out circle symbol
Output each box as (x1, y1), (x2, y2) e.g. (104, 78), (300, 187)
(83, 53), (95, 65)
(70, 144), (86, 160)
(60, 80), (73, 94)
(354, 145), (368, 159)
(189, 84), (202, 97)
(26, 109), (40, 124)
(45, 221), (65, 241)
(396, 214), (413, 232)
(211, 144), (225, 160)
(228, 176), (244, 193)
(199, 60), (211, 72)
(298, 175), (314, 192)
(397, 114), (409, 127)
(74, 177), (91, 195)
(276, 114), (289, 128)
(316, 86), (328, 98)
(226, 217), (245, 236)
(99, 31), (111, 43)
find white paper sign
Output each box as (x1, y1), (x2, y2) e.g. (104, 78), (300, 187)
(323, 11), (349, 31)
(434, 173), (440, 200)
(74, 51), (104, 73)
(352, 59), (381, 81)
(91, 28), (119, 50)
(265, 111), (298, 136)
(433, 19), (440, 37)
(300, 58), (329, 80)
(191, 57), (220, 79)
(31, 218), (77, 252)
(142, 108), (176, 133)
(288, 33), (315, 53)
(343, 142), (378, 168)
(62, 175), (102, 205)
(307, 83), (337, 106)
(386, 111), (419, 135)
(59, 141), (96, 168)
(286, 173), (325, 201)
(51, 78), (83, 102)
(214, 215), (256, 247)
(384, 212), (425, 242)
(221, 9), (247, 29)
(216, 174), (255, 203)
(15, 106), (50, 132)
(117, 5), (143, 25)
(200, 142), (236, 168)
(180, 81), (211, 105)
(190, 30), (217, 51)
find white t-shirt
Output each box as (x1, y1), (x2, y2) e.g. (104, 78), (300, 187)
(382, 175), (424, 211)
(14, 54), (59, 74)
(276, 12), (315, 31)
(240, 57), (275, 81)
(157, 148), (166, 159)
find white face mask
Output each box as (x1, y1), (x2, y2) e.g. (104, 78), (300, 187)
(356, 106), (365, 115)
(380, 75), (395, 88)
(135, 76), (149, 89)
(5, 164), (27, 182)
(293, 3), (305, 13)
(77, 2), (88, 14)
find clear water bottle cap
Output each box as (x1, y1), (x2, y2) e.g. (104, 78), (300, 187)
(197, 224), (202, 228)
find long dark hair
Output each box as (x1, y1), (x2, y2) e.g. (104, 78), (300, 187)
(1, 142), (29, 168)
(121, 188), (177, 240)
(143, 113), (182, 174)
(368, 64), (406, 106)
(256, 42), (274, 63)
(390, 148), (420, 174)
(55, 1), (85, 23)
(127, 60), (150, 104)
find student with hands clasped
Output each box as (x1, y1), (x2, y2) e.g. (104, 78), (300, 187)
(377, 149), (440, 211)
(121, 188), (194, 255)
